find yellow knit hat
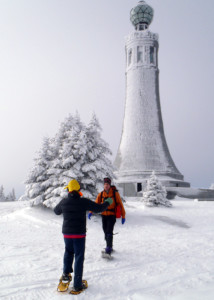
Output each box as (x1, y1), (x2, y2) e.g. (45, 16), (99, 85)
(64, 179), (80, 192)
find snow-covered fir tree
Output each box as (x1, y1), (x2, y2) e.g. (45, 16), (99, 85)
(0, 186), (16, 201)
(142, 171), (172, 207)
(42, 113), (87, 207)
(23, 136), (58, 205)
(22, 112), (114, 209)
(0, 185), (6, 202)
(6, 188), (16, 201)
(81, 113), (115, 198)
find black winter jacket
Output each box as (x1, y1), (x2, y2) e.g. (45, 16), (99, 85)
(54, 191), (109, 234)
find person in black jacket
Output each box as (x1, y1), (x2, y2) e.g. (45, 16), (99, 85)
(54, 179), (112, 293)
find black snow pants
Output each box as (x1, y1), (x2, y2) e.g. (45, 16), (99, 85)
(102, 215), (116, 248)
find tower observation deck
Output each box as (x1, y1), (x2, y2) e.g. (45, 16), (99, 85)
(114, 1), (190, 197)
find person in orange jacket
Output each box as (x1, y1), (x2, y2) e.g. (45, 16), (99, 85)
(88, 177), (126, 255)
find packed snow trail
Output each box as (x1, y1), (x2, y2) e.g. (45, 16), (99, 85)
(0, 200), (214, 299)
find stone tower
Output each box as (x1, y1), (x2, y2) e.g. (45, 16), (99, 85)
(114, 1), (190, 196)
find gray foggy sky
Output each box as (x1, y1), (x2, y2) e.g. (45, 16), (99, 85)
(0, 0), (214, 197)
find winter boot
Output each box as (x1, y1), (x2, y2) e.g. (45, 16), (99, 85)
(105, 233), (113, 248)
(61, 273), (72, 282)
(105, 246), (112, 254)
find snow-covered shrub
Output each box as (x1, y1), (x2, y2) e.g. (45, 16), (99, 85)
(21, 112), (114, 208)
(0, 185), (16, 202)
(209, 183), (214, 190)
(142, 171), (172, 207)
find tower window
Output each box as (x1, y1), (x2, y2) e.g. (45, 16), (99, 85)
(150, 46), (154, 64)
(128, 49), (132, 65)
(137, 46), (143, 62)
(137, 183), (142, 192)
(144, 46), (147, 62)
(138, 23), (148, 31)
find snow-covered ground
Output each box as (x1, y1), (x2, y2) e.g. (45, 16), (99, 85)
(1, 199), (214, 300)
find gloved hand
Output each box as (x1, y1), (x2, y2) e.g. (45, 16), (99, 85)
(104, 197), (113, 205)
(88, 212), (92, 220)
(121, 218), (126, 225)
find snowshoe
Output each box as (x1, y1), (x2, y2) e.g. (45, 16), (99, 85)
(57, 273), (72, 292)
(101, 248), (113, 260)
(70, 280), (88, 295)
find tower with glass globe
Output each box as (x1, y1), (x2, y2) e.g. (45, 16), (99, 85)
(114, 1), (190, 196)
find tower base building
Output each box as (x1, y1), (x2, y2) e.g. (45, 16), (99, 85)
(114, 1), (190, 197)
